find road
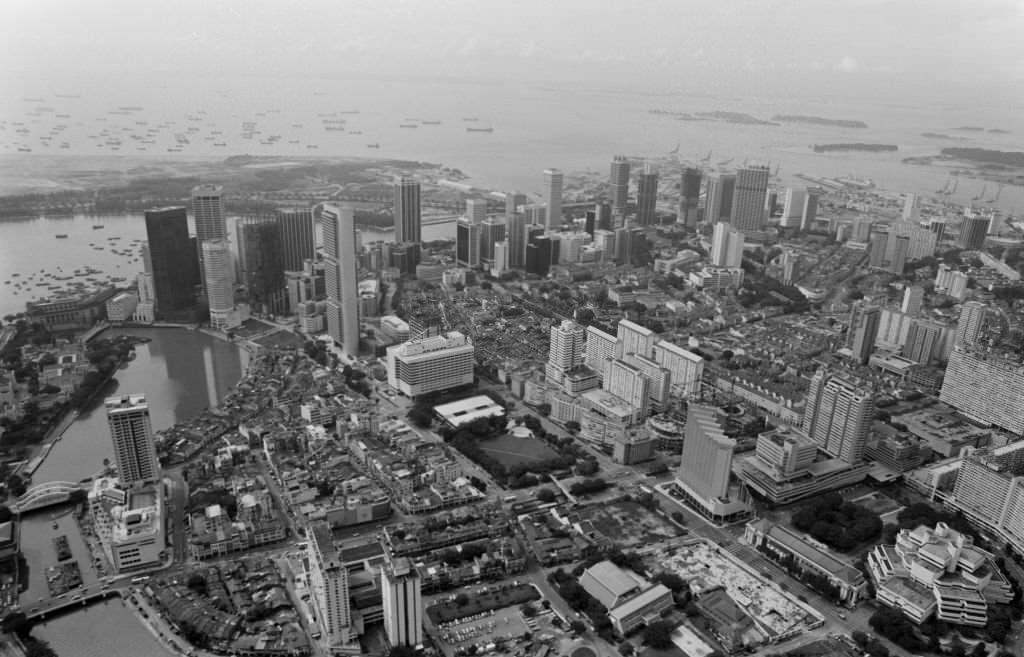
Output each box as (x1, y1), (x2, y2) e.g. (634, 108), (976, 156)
(165, 469), (189, 565)
(24, 578), (129, 620)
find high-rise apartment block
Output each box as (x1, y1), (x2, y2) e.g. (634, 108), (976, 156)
(779, 188), (806, 228)
(322, 204), (360, 357)
(935, 264), (969, 300)
(730, 165), (770, 232)
(955, 301), (986, 346)
(617, 319), (655, 358)
(394, 177), (422, 244)
(386, 332), (474, 397)
(710, 222), (744, 267)
(609, 156), (630, 216)
(901, 285), (924, 315)
(849, 303), (881, 365)
(543, 168), (563, 230)
(940, 347), (1024, 435)
(382, 557), (423, 647)
(636, 164), (658, 226)
(602, 358), (651, 419)
(585, 325), (621, 373)
(653, 341), (704, 399)
(308, 523), (354, 648)
(545, 320), (586, 386)
(106, 394), (160, 487)
(802, 372), (874, 464)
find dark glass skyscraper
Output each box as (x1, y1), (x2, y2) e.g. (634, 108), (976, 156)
(609, 155), (630, 216)
(144, 207), (199, 321)
(704, 174), (736, 224)
(678, 168), (702, 227)
(236, 217), (285, 313)
(636, 165), (659, 226)
(276, 208), (316, 271)
(393, 177), (421, 244)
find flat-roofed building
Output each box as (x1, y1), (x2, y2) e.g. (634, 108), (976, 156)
(579, 560), (674, 634)
(675, 405), (751, 523)
(617, 319), (655, 358)
(386, 332), (474, 398)
(653, 341), (704, 399)
(433, 395), (505, 429)
(579, 389), (641, 446)
(940, 346), (1024, 434)
(585, 325), (621, 374)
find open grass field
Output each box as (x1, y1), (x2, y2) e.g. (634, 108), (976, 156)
(477, 433), (559, 470)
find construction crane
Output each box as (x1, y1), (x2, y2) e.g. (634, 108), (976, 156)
(700, 150), (712, 163)
(988, 184), (1005, 204)
(946, 177), (958, 195)
(973, 183), (988, 201)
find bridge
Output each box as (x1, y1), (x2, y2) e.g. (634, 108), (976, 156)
(13, 481), (85, 514)
(23, 582), (127, 621)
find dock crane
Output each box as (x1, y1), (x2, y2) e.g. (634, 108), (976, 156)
(973, 183), (988, 201)
(945, 177), (958, 195)
(700, 150), (712, 164)
(988, 184), (1005, 204)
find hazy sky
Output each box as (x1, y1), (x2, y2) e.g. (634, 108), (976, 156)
(4, 0), (1024, 100)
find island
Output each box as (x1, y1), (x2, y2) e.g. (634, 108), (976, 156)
(940, 147), (1024, 168)
(989, 128), (1011, 134)
(772, 115), (868, 129)
(921, 132), (958, 140)
(952, 126), (986, 132)
(811, 143), (898, 153)
(695, 111), (779, 126)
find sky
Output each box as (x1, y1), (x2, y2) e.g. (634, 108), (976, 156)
(3, 0), (1024, 102)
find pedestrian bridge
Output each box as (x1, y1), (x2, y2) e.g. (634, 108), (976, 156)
(13, 481), (84, 514)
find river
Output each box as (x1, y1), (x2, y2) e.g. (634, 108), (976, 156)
(19, 327), (248, 657)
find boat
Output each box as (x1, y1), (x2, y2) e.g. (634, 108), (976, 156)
(55, 234), (68, 239)
(92, 225), (104, 229)
(367, 143), (380, 148)
(422, 120), (441, 125)
(399, 124), (418, 128)
(462, 117), (479, 122)
(466, 126), (494, 133)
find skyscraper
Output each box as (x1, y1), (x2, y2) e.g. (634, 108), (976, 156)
(506, 212), (527, 267)
(546, 320), (586, 385)
(675, 404), (750, 522)
(609, 156), (630, 216)
(678, 168), (702, 227)
(889, 235), (910, 274)
(276, 208), (316, 271)
(382, 557), (423, 647)
(603, 358), (651, 418)
(479, 218), (506, 263)
(322, 204), (360, 357)
(956, 301), (986, 346)
(191, 184), (227, 242)
(144, 207), (199, 321)
(780, 188), (807, 228)
(803, 372), (873, 464)
(850, 303), (880, 365)
(704, 174), (736, 224)
(636, 164), (658, 226)
(236, 217), (285, 313)
(465, 198), (487, 224)
(940, 347), (1024, 435)
(455, 217), (481, 268)
(308, 523), (354, 647)
(543, 168), (563, 230)
(653, 341), (704, 399)
(801, 188), (820, 230)
(617, 319), (655, 358)
(901, 285), (924, 315)
(710, 222), (744, 267)
(730, 164), (771, 232)
(901, 193), (920, 222)
(106, 394), (160, 488)
(201, 239), (235, 329)
(960, 213), (991, 250)
(903, 318), (944, 364)
(394, 177), (422, 244)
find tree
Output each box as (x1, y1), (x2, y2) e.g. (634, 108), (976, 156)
(565, 420), (581, 434)
(455, 593), (469, 606)
(642, 620), (674, 649)
(653, 572), (687, 593)
(537, 403), (551, 417)
(569, 620), (586, 634)
(575, 459), (599, 476)
(480, 281), (492, 290)
(536, 488), (557, 503)
(520, 603), (538, 617)
(618, 643), (634, 656)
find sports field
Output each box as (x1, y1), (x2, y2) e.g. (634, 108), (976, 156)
(477, 433), (559, 469)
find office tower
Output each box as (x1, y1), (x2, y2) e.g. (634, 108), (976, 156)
(710, 222), (744, 267)
(506, 212), (527, 267)
(276, 208), (316, 271)
(622, 353), (671, 412)
(609, 155), (630, 216)
(595, 201), (613, 231)
(455, 217), (481, 268)
(868, 233), (888, 268)
(730, 164), (771, 232)
(764, 190), (778, 220)
(901, 285), (924, 315)
(929, 218), (948, 242)
(960, 213), (991, 250)
(956, 301), (986, 346)
(389, 242), (421, 275)
(901, 193), (920, 222)
(903, 318), (944, 364)
(465, 198), (487, 224)
(888, 235), (909, 274)
(322, 204), (360, 357)
(192, 184), (227, 242)
(584, 210), (597, 236)
(525, 234), (554, 277)
(803, 372), (873, 464)
(592, 229), (616, 260)
(490, 241), (510, 276)
(106, 394), (160, 487)
(585, 325), (621, 373)
(779, 249), (799, 285)
(636, 164), (658, 226)
(941, 347), (1024, 434)
(382, 557), (423, 647)
(603, 359), (651, 418)
(653, 341), (704, 399)
(617, 319), (655, 358)
(935, 264), (969, 300)
(504, 192), (524, 217)
(394, 177), (422, 244)
(679, 404), (735, 502)
(704, 174), (736, 223)
(546, 320), (586, 385)
(479, 218), (506, 263)
(201, 240), (235, 329)
(386, 332), (474, 397)
(144, 207), (199, 320)
(543, 168), (563, 230)
(678, 168), (702, 227)
(236, 217), (285, 313)
(308, 524), (354, 647)
(615, 226), (648, 267)
(888, 221), (937, 260)
(780, 188), (807, 228)
(850, 217), (874, 243)
(523, 203), (547, 227)
(849, 303), (880, 364)
(801, 188), (820, 230)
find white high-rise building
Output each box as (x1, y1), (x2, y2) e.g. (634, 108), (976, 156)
(603, 358), (651, 419)
(386, 332), (474, 397)
(780, 188), (807, 228)
(543, 168), (563, 230)
(609, 156), (630, 216)
(322, 204), (360, 357)
(106, 394), (160, 487)
(617, 319), (655, 359)
(201, 239), (237, 329)
(940, 347), (1024, 435)
(382, 557), (423, 647)
(653, 341), (704, 399)
(465, 198), (487, 224)
(710, 222), (744, 267)
(803, 373), (873, 464)
(192, 184), (226, 242)
(955, 301), (986, 346)
(308, 523), (354, 648)
(585, 325), (621, 373)
(730, 165), (771, 232)
(901, 285), (924, 315)
(675, 404), (750, 523)
(546, 320), (586, 385)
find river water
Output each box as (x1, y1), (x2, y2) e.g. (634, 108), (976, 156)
(19, 327), (247, 657)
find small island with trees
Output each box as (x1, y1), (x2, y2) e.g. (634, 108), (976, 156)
(773, 115), (868, 128)
(812, 143), (898, 153)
